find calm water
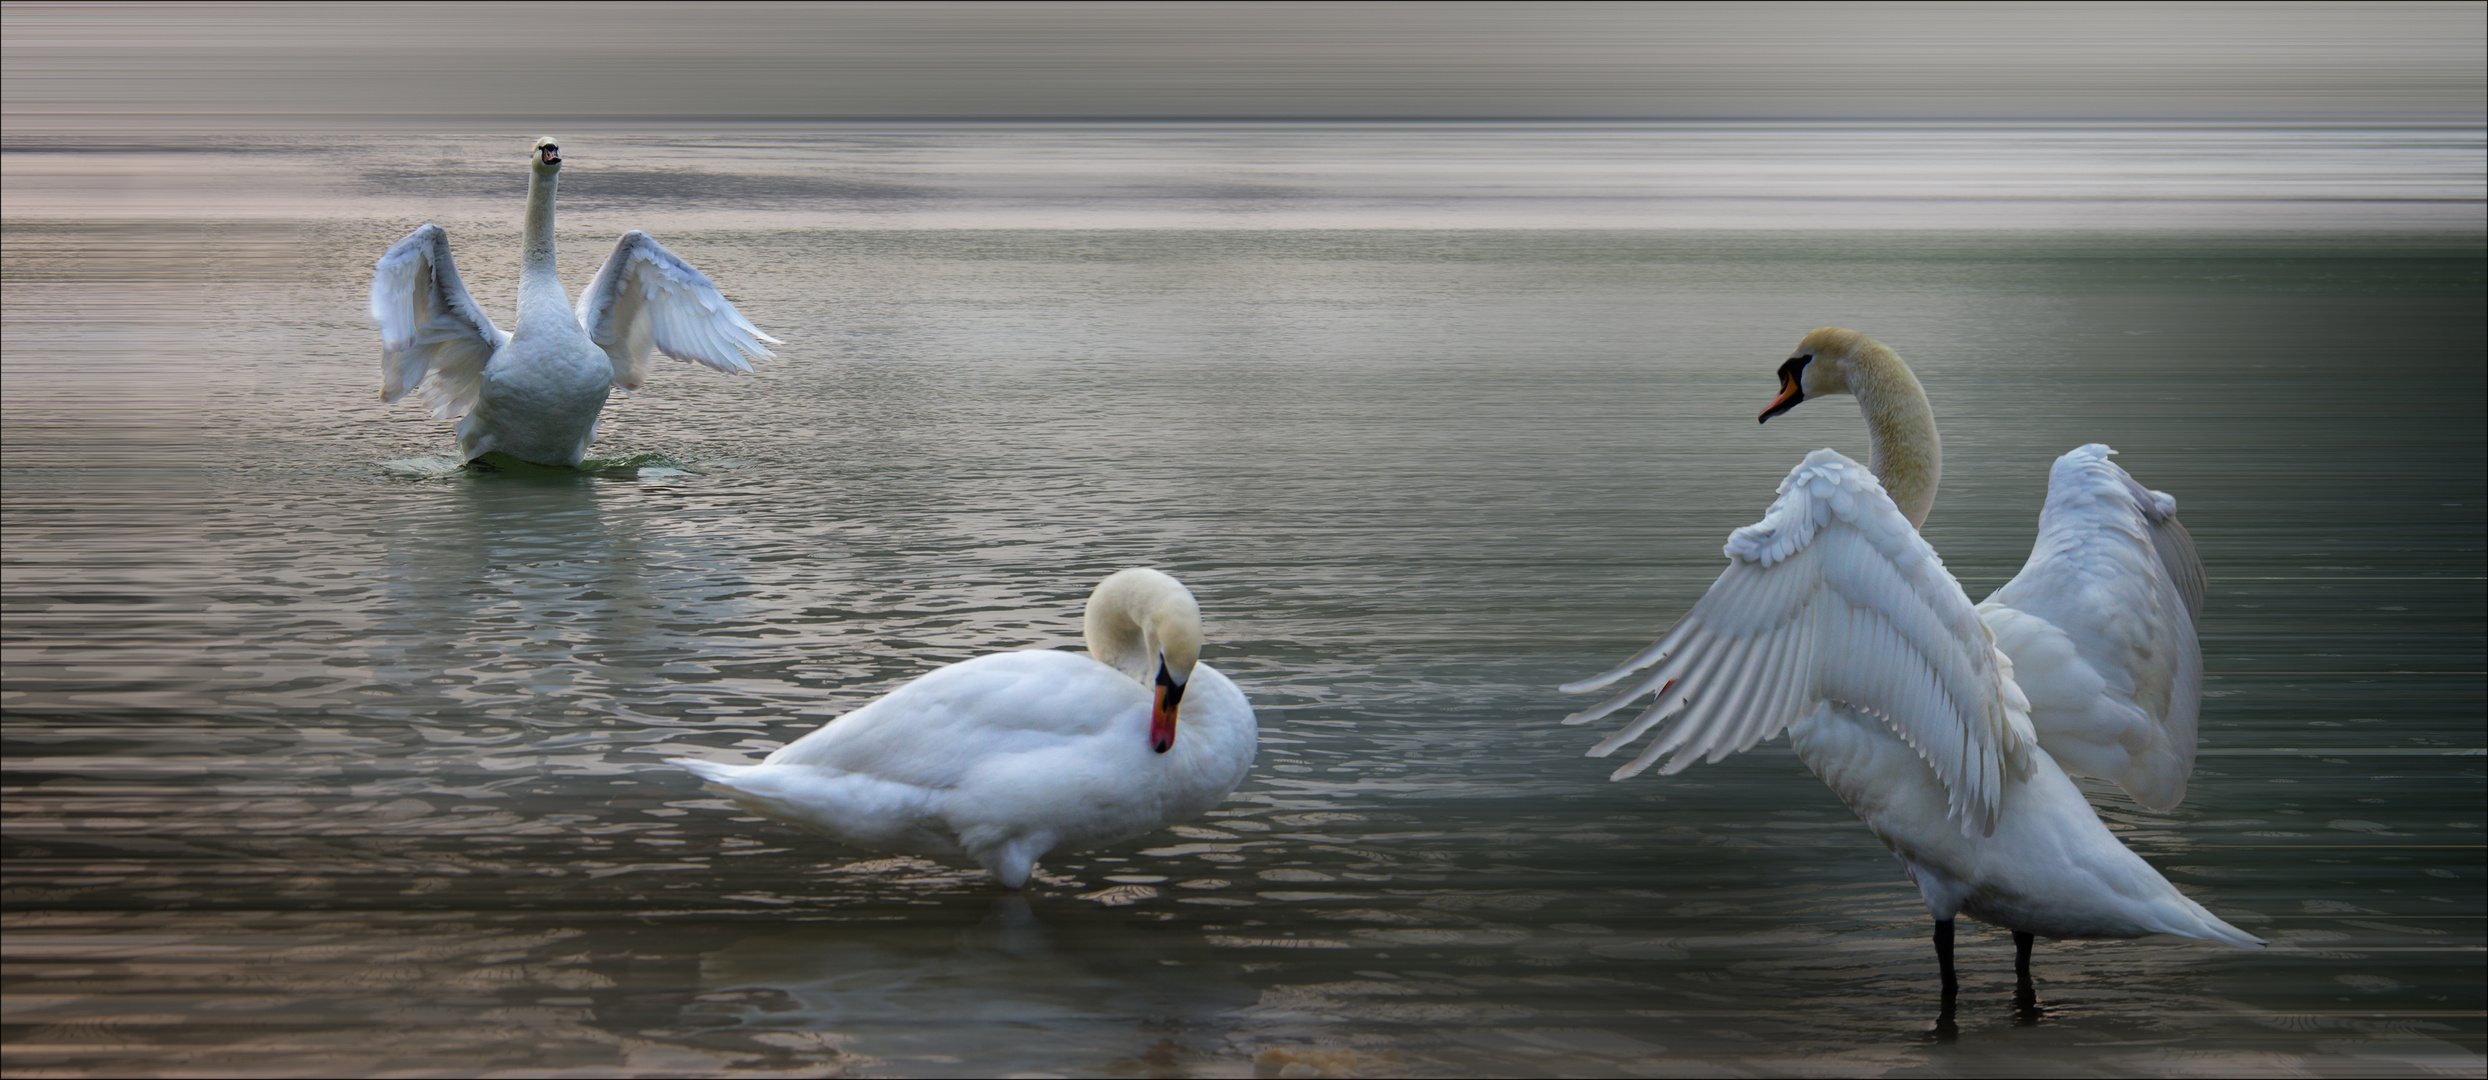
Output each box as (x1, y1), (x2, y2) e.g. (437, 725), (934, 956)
(4, 125), (2483, 1077)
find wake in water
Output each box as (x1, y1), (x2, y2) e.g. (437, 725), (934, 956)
(378, 451), (690, 479)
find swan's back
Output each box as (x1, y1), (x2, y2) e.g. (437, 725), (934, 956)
(767, 650), (1134, 781)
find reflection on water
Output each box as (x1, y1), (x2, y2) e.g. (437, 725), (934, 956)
(3, 127), (2483, 1076)
(696, 894), (1260, 1075)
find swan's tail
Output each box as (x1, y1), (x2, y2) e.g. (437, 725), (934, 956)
(2146, 891), (2266, 949)
(2084, 819), (2265, 949)
(668, 756), (752, 788)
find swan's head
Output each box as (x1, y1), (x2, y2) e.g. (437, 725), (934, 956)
(532, 137), (562, 172)
(1083, 568), (1205, 755)
(1760, 326), (1875, 423)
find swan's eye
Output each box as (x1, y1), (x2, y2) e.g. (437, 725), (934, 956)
(1777, 354), (1811, 381)
(1155, 658), (1187, 708)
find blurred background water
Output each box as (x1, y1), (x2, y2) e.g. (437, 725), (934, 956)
(4, 120), (2481, 1078)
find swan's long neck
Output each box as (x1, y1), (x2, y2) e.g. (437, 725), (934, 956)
(1848, 344), (1940, 529)
(518, 165), (568, 328)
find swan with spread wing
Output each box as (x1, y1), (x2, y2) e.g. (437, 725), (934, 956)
(369, 138), (780, 467)
(1564, 328), (2258, 995)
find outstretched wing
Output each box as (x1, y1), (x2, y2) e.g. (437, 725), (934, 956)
(575, 231), (781, 391)
(1978, 444), (2202, 811)
(1562, 449), (2032, 835)
(370, 224), (506, 419)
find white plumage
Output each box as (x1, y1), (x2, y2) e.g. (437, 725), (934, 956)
(1980, 446), (2206, 812)
(1569, 450), (2030, 833)
(1566, 327), (2257, 991)
(372, 224), (505, 415)
(370, 138), (779, 467)
(575, 232), (779, 390)
(671, 569), (1258, 889)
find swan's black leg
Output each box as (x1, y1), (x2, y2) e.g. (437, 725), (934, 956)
(1933, 919), (1958, 998)
(2012, 931), (2042, 1024)
(1920, 919), (1962, 1041)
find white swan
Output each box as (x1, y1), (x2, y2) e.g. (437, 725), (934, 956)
(370, 138), (780, 467)
(1564, 327), (2259, 994)
(672, 569), (1258, 889)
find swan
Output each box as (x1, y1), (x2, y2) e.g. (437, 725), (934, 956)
(671, 569), (1258, 889)
(1564, 327), (2260, 995)
(369, 137), (780, 467)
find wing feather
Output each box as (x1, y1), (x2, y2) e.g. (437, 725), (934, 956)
(1565, 449), (2026, 833)
(370, 224), (507, 419)
(576, 231), (781, 390)
(1588, 692), (1675, 760)
(1743, 624), (1808, 749)
(2150, 508), (2207, 625)
(1708, 626), (1788, 753)
(1677, 635), (1760, 757)
(1979, 444), (2202, 810)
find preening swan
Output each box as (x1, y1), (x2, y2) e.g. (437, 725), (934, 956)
(672, 569), (1258, 889)
(370, 138), (780, 467)
(1565, 328), (2258, 994)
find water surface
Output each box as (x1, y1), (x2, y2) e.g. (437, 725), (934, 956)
(4, 124), (2483, 1077)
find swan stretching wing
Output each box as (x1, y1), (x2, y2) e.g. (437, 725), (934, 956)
(1978, 444), (2204, 810)
(371, 141), (783, 467)
(1566, 329), (2255, 990)
(1562, 448), (2031, 834)
(371, 224), (508, 419)
(575, 231), (782, 391)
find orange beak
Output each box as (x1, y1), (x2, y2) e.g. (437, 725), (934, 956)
(1150, 660), (1185, 754)
(1760, 373), (1803, 423)
(1151, 684), (1179, 754)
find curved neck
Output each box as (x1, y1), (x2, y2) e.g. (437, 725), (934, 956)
(1847, 346), (1941, 529)
(518, 166), (567, 325)
(1083, 570), (1200, 686)
(1086, 614), (1151, 684)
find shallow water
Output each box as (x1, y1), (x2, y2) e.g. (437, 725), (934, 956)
(4, 125), (2483, 1077)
